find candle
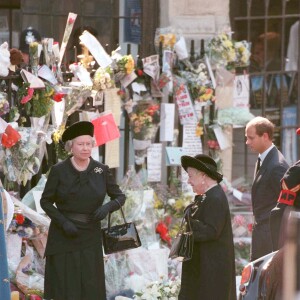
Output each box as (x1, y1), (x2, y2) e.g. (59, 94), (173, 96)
(11, 291), (19, 300)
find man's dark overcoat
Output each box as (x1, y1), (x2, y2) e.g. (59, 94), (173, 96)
(179, 185), (236, 300)
(251, 147), (288, 260)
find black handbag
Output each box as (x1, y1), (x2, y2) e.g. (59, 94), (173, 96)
(101, 204), (141, 255)
(169, 209), (193, 262)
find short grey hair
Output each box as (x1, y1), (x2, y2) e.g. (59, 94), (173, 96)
(64, 137), (96, 153)
(64, 140), (73, 153)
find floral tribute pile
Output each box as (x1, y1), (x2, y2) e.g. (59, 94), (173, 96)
(0, 14), (255, 299)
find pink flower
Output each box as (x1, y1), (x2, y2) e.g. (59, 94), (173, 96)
(233, 215), (245, 226)
(21, 88), (34, 104)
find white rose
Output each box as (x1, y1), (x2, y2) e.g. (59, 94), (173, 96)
(167, 198), (176, 206)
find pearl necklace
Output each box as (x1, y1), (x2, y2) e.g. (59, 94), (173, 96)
(71, 157), (90, 171)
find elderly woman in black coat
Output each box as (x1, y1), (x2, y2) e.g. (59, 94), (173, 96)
(41, 121), (126, 300)
(179, 154), (236, 300)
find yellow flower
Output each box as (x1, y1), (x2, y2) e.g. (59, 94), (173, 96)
(52, 125), (65, 144)
(125, 55), (135, 74)
(196, 125), (204, 137)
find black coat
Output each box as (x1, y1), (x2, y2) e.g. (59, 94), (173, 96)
(179, 185), (236, 300)
(40, 157), (126, 300)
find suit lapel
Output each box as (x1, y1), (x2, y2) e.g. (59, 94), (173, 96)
(252, 147), (277, 197)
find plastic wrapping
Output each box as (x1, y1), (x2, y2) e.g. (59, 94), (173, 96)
(6, 194), (49, 297)
(22, 175), (47, 211)
(15, 242), (44, 295)
(105, 247), (169, 299)
(0, 127), (42, 185)
(217, 107), (255, 126)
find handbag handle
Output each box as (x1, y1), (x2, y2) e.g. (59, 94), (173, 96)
(178, 208), (193, 234)
(107, 199), (127, 231)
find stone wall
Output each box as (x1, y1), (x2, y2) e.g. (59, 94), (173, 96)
(160, 0), (230, 42)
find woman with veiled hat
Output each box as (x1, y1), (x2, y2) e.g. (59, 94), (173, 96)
(179, 154), (236, 300)
(40, 121), (126, 300)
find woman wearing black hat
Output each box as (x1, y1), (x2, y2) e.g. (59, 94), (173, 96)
(40, 121), (126, 300)
(179, 154), (236, 300)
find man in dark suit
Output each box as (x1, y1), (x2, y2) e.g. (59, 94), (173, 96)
(245, 116), (289, 261)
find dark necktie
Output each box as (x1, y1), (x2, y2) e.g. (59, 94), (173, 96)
(255, 157), (261, 175)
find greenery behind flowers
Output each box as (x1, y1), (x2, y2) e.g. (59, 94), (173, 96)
(17, 83), (54, 118)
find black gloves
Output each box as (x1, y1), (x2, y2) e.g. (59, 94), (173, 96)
(93, 200), (121, 221)
(62, 220), (79, 237)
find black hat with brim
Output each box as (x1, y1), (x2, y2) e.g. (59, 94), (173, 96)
(181, 154), (223, 183)
(62, 121), (94, 143)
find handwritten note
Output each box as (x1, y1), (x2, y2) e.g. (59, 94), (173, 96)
(105, 138), (120, 168)
(174, 84), (197, 125)
(182, 124), (203, 156)
(147, 143), (162, 182)
(182, 124), (203, 193)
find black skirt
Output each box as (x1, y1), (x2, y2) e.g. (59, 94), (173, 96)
(44, 245), (106, 300)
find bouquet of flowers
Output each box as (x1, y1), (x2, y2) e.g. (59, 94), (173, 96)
(93, 66), (114, 90)
(17, 83), (55, 118)
(0, 92), (10, 116)
(129, 101), (160, 141)
(208, 33), (236, 69)
(0, 127), (41, 185)
(7, 208), (43, 239)
(234, 40), (251, 68)
(134, 276), (181, 300)
(154, 189), (193, 240)
(114, 54), (135, 81)
(179, 61), (215, 105)
(190, 85), (215, 104)
(29, 42), (39, 75)
(52, 125), (69, 161)
(55, 85), (92, 126)
(154, 27), (177, 50)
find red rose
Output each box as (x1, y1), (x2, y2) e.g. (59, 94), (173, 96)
(247, 223), (253, 233)
(156, 221), (171, 246)
(53, 93), (65, 102)
(15, 213), (25, 225)
(117, 89), (125, 96)
(137, 69), (143, 76)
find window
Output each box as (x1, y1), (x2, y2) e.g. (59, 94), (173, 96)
(230, 0), (300, 178)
